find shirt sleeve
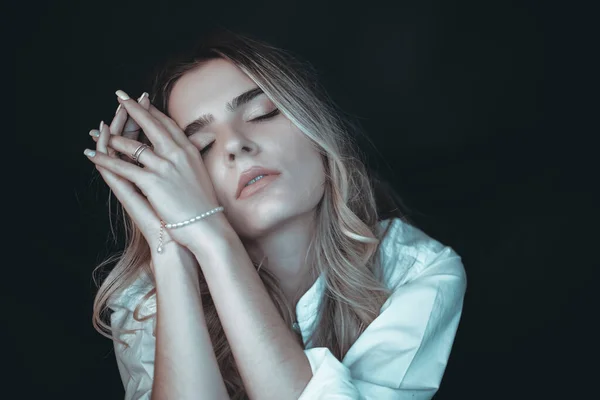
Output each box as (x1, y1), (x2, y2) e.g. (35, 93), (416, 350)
(298, 246), (467, 400)
(108, 289), (157, 400)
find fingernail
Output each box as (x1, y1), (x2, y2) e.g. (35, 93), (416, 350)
(137, 92), (148, 103)
(115, 90), (130, 100)
(84, 149), (96, 157)
(89, 130), (100, 138)
(115, 104), (122, 115)
(99, 120), (104, 132)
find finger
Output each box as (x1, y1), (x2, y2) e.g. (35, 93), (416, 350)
(89, 129), (100, 142)
(93, 122), (134, 215)
(96, 121), (116, 158)
(84, 146), (147, 185)
(124, 93), (153, 141)
(111, 92), (151, 141)
(92, 151), (161, 241)
(98, 133), (165, 170)
(104, 94), (153, 162)
(90, 128), (119, 159)
(110, 102), (129, 136)
(147, 103), (190, 148)
(115, 90), (178, 154)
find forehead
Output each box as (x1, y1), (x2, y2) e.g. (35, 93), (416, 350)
(168, 58), (257, 128)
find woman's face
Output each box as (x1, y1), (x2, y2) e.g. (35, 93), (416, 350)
(167, 58), (325, 239)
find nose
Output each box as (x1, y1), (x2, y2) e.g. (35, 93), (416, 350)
(222, 127), (258, 162)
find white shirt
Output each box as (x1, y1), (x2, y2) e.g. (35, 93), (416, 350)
(108, 217), (467, 400)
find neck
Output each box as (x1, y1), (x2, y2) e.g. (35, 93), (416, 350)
(241, 213), (318, 309)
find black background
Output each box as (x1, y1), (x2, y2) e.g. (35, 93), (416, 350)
(11, 0), (597, 398)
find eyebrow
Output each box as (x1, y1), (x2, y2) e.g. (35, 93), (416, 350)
(183, 87), (264, 136)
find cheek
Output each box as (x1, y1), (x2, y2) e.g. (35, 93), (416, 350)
(294, 139), (322, 172)
(288, 137), (325, 185)
(276, 124), (318, 162)
(203, 161), (229, 201)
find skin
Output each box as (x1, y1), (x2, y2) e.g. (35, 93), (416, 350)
(86, 59), (324, 398)
(167, 58), (326, 305)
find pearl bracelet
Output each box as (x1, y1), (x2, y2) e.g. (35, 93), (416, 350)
(156, 206), (225, 254)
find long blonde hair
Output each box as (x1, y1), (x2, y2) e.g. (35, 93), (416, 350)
(92, 30), (416, 399)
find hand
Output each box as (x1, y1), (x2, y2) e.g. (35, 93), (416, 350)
(86, 90), (228, 253)
(90, 92), (177, 256)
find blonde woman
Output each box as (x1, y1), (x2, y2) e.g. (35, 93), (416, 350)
(87, 31), (467, 400)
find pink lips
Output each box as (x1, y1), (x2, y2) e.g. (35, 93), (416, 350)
(236, 166), (281, 199)
(237, 174), (280, 200)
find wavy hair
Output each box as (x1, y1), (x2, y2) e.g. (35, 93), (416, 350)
(92, 30), (416, 399)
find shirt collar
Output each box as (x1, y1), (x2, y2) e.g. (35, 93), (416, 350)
(295, 271), (325, 323)
(293, 219), (394, 325)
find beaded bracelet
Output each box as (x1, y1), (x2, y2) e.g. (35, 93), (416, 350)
(156, 206), (225, 253)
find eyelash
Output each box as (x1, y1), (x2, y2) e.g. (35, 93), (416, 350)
(200, 109), (280, 155)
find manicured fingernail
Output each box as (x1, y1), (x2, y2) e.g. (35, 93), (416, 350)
(115, 90), (130, 100)
(84, 149), (96, 157)
(89, 130), (100, 138)
(115, 104), (122, 115)
(137, 92), (148, 102)
(99, 120), (104, 132)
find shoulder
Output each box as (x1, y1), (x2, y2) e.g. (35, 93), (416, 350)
(375, 218), (466, 289)
(106, 270), (156, 315)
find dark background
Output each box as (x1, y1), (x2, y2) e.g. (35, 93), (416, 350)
(11, 0), (596, 398)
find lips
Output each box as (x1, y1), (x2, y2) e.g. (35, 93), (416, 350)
(237, 174), (280, 200)
(236, 166), (281, 199)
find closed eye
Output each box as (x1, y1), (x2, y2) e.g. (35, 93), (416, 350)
(200, 142), (213, 155)
(200, 109), (280, 155)
(250, 108), (280, 122)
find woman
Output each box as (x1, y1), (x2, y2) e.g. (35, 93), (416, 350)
(87, 31), (467, 400)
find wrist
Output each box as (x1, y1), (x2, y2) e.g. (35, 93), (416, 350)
(151, 242), (200, 278)
(183, 212), (237, 257)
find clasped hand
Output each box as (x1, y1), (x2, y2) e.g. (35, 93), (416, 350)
(85, 90), (225, 253)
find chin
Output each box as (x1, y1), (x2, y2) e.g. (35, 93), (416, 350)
(227, 182), (325, 239)
(233, 204), (317, 240)
(229, 207), (283, 238)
